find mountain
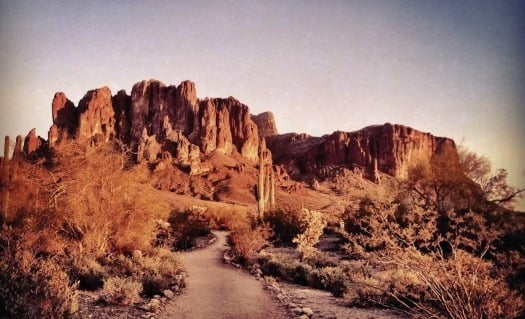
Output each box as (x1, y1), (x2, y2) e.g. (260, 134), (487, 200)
(14, 79), (460, 182)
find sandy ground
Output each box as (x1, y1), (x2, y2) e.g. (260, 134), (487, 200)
(159, 231), (288, 319)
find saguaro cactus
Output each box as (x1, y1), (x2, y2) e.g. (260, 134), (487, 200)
(257, 138), (275, 219)
(1, 136), (10, 223)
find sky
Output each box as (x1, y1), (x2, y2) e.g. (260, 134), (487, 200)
(0, 0), (524, 208)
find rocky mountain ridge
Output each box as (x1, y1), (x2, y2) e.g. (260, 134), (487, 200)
(10, 79), (459, 181)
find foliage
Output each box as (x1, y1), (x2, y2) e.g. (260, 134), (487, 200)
(0, 242), (78, 319)
(139, 248), (186, 297)
(309, 266), (350, 297)
(292, 208), (327, 261)
(264, 206), (304, 245)
(229, 221), (273, 262)
(100, 277), (141, 306)
(458, 145), (524, 210)
(169, 208), (211, 250)
(350, 247), (524, 319)
(342, 195), (525, 318)
(1, 141), (186, 314)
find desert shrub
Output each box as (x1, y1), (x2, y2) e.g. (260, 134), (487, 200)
(0, 249), (78, 319)
(139, 248), (186, 297)
(309, 266), (350, 297)
(293, 208), (327, 261)
(102, 248), (185, 297)
(342, 188), (525, 318)
(264, 206), (304, 245)
(204, 207), (247, 230)
(100, 277), (141, 306)
(229, 222), (273, 263)
(288, 263), (312, 285)
(345, 199), (523, 318)
(169, 208), (211, 250)
(67, 256), (106, 290)
(349, 245), (525, 318)
(256, 253), (317, 286)
(1, 141), (189, 316)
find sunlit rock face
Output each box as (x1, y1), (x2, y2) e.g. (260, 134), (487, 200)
(266, 123), (459, 181)
(77, 87), (115, 143)
(47, 79), (262, 164)
(41, 79), (460, 180)
(128, 80), (259, 163)
(23, 128), (46, 157)
(252, 111), (278, 138)
(319, 124), (459, 179)
(49, 92), (77, 145)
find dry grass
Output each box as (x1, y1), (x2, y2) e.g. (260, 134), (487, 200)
(229, 221), (273, 262)
(0, 141), (186, 317)
(100, 277), (141, 306)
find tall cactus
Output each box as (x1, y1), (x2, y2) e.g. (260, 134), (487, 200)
(1, 136), (10, 224)
(257, 138), (275, 219)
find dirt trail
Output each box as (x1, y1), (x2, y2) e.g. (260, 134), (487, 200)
(159, 231), (288, 319)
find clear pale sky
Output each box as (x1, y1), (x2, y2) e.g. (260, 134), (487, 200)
(1, 1), (524, 208)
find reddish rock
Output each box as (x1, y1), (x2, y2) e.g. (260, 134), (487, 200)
(252, 112), (278, 137)
(51, 92), (77, 139)
(112, 90), (132, 143)
(267, 124), (459, 181)
(137, 128), (162, 164)
(23, 129), (45, 157)
(77, 87), (115, 143)
(174, 80), (199, 136)
(129, 80), (259, 163)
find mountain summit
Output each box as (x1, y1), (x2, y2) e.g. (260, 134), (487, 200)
(18, 79), (459, 181)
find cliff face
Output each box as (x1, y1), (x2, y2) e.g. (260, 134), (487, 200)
(19, 79), (460, 181)
(252, 112), (278, 138)
(44, 79), (261, 168)
(266, 123), (459, 180)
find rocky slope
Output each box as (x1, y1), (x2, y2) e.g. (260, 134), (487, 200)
(41, 79), (265, 174)
(267, 124), (459, 181)
(14, 79), (459, 182)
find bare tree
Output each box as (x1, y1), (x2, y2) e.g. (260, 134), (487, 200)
(458, 145), (524, 210)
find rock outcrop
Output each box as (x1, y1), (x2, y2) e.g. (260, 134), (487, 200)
(77, 87), (115, 144)
(49, 92), (76, 145)
(23, 129), (46, 158)
(266, 124), (459, 181)
(45, 79), (262, 168)
(128, 80), (259, 164)
(32, 79), (461, 183)
(252, 112), (278, 137)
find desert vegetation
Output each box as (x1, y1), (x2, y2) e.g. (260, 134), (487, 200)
(1, 130), (523, 319)
(224, 150), (525, 318)
(0, 141), (185, 318)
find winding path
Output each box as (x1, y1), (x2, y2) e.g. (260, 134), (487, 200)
(159, 231), (287, 319)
